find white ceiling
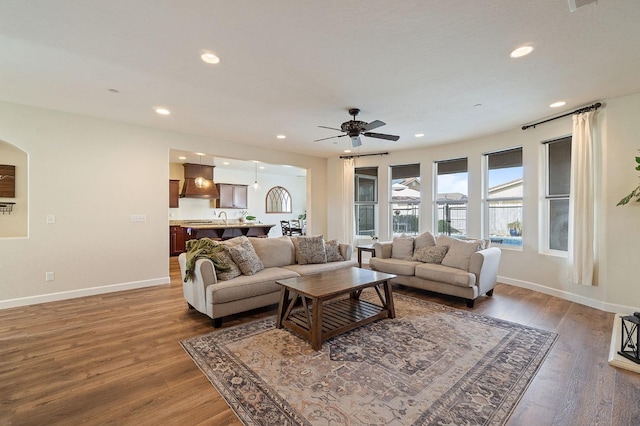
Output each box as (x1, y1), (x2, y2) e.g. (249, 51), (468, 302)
(1, 0), (639, 159)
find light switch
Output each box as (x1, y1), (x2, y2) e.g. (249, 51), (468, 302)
(46, 215), (55, 224)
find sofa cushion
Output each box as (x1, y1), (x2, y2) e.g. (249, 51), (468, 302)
(250, 236), (295, 267)
(412, 246), (449, 264)
(413, 231), (436, 252)
(297, 235), (327, 265)
(369, 257), (420, 276)
(437, 236), (485, 271)
(325, 239), (344, 262)
(216, 247), (242, 281)
(228, 238), (265, 275)
(282, 259), (357, 275)
(415, 263), (476, 287)
(207, 267), (299, 304)
(392, 235), (414, 260)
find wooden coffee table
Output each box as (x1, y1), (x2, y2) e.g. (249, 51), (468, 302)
(275, 267), (396, 350)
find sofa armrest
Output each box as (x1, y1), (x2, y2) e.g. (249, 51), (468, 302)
(373, 241), (393, 258)
(178, 253), (218, 315)
(468, 247), (501, 295)
(339, 243), (353, 261)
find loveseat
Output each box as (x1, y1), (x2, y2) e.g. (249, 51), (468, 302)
(178, 235), (357, 327)
(369, 232), (501, 308)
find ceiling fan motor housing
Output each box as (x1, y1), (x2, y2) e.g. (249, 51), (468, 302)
(341, 120), (367, 133)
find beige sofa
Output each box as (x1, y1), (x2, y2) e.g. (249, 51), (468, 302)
(178, 235), (357, 327)
(369, 233), (501, 308)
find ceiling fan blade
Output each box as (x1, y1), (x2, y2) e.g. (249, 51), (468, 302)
(318, 125), (343, 131)
(351, 136), (362, 148)
(363, 132), (400, 141)
(363, 120), (386, 131)
(314, 134), (346, 142)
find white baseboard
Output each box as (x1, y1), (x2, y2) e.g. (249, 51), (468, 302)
(0, 277), (170, 310)
(498, 275), (640, 314)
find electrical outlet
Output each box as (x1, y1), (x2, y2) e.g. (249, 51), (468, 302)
(45, 272), (55, 282)
(46, 214), (55, 224)
(131, 214), (147, 222)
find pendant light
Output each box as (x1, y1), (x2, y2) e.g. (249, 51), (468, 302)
(252, 162), (260, 191)
(195, 154), (207, 188)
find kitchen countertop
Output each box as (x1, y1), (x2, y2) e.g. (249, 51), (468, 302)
(181, 223), (275, 229)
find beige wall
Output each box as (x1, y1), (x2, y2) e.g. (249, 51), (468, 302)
(328, 92), (640, 313)
(0, 101), (327, 307)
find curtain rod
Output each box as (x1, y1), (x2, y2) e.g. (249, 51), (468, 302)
(339, 152), (389, 159)
(522, 102), (602, 130)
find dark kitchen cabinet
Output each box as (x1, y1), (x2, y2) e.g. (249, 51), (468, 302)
(169, 180), (180, 208)
(215, 184), (248, 209)
(170, 225), (186, 256)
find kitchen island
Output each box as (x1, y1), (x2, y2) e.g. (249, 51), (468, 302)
(181, 222), (276, 240)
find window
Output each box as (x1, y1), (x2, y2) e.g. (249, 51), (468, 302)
(355, 167), (378, 236)
(545, 136), (572, 252)
(390, 164), (420, 236)
(485, 148), (523, 247)
(435, 158), (468, 237)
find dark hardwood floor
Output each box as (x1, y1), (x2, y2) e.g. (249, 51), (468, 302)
(1, 257), (638, 425)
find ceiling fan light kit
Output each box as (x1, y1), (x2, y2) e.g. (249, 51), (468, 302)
(315, 108), (400, 148)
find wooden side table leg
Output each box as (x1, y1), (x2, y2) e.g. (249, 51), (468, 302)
(311, 298), (323, 350)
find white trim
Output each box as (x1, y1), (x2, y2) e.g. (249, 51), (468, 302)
(498, 275), (640, 314)
(0, 277), (170, 310)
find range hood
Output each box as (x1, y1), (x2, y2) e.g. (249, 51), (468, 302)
(180, 163), (220, 199)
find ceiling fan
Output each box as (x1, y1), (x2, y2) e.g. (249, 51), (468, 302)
(314, 108), (400, 148)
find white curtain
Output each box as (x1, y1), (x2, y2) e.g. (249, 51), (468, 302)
(568, 111), (596, 285)
(342, 158), (355, 247)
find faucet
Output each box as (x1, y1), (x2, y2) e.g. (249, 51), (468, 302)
(218, 211), (228, 225)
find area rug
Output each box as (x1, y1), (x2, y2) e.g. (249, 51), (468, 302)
(181, 292), (557, 425)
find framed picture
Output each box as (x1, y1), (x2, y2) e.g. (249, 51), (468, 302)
(0, 165), (16, 198)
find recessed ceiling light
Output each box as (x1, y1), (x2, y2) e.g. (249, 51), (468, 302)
(195, 152), (205, 156)
(178, 156), (187, 160)
(201, 52), (220, 64)
(344, 149), (352, 153)
(222, 161), (230, 165)
(276, 135), (286, 139)
(509, 45), (534, 58)
(415, 133), (424, 138)
(155, 107), (171, 115)
(550, 101), (566, 108)
(259, 166), (265, 170)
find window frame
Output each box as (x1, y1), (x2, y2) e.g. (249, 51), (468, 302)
(483, 147), (523, 250)
(543, 135), (572, 256)
(390, 164), (421, 236)
(434, 158), (468, 238)
(354, 168), (378, 237)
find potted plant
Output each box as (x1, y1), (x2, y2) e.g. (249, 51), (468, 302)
(507, 220), (522, 237)
(617, 154), (640, 206)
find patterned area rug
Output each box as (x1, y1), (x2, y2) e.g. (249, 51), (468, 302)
(181, 292), (557, 425)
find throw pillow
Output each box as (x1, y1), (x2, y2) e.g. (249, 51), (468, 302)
(412, 246), (449, 264)
(324, 239), (344, 262)
(215, 247), (242, 281)
(414, 231), (437, 252)
(440, 238), (485, 271)
(297, 235), (327, 265)
(228, 238), (265, 275)
(392, 234), (414, 260)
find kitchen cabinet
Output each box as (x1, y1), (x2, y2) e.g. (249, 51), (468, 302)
(169, 225), (186, 256)
(215, 183), (248, 209)
(169, 180), (180, 208)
